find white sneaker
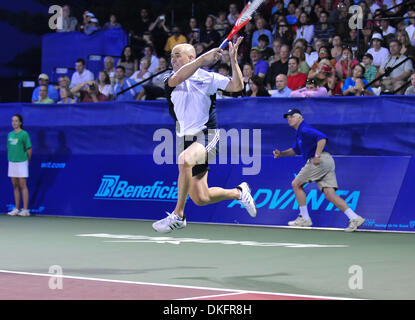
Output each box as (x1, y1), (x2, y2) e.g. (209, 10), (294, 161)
(237, 182), (257, 218)
(288, 216), (312, 227)
(345, 216), (365, 232)
(18, 209), (30, 217)
(7, 208), (20, 216)
(152, 212), (187, 233)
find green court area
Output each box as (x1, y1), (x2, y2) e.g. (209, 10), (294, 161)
(0, 215), (414, 300)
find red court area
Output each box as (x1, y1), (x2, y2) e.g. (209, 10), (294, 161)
(0, 271), (329, 300)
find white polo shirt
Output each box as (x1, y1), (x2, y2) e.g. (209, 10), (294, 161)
(166, 68), (230, 137)
(70, 69), (95, 87)
(366, 47), (390, 67)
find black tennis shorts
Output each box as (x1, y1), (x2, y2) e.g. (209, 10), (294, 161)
(179, 129), (220, 177)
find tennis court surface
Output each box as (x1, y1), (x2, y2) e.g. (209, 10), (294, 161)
(1, 215), (414, 300)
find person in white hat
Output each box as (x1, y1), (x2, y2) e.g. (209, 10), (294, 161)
(79, 11), (94, 33)
(86, 17), (101, 35)
(31, 73), (59, 103)
(365, 33), (390, 68)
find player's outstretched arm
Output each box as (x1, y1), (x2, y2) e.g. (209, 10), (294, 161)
(225, 37), (244, 93)
(168, 48), (223, 87)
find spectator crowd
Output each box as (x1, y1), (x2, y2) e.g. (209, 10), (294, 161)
(32, 0), (415, 103)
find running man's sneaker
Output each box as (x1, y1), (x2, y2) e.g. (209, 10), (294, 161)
(18, 209), (30, 217)
(7, 208), (20, 216)
(345, 216), (365, 232)
(288, 216), (312, 227)
(237, 182), (257, 218)
(152, 212), (186, 233)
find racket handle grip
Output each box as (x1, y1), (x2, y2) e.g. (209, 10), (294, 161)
(219, 39), (229, 50)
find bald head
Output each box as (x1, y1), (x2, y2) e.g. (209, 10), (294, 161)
(173, 43), (196, 57)
(171, 44), (196, 71)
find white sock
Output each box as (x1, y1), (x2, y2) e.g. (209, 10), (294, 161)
(299, 206), (310, 220)
(237, 188), (242, 200)
(344, 208), (358, 220)
(173, 212), (184, 220)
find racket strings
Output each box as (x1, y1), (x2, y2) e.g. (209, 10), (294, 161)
(235, 0), (265, 26)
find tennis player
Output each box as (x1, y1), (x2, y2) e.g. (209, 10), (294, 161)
(7, 114), (32, 217)
(152, 37), (257, 233)
(273, 108), (365, 232)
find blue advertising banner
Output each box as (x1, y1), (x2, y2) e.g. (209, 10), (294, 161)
(1, 153), (413, 232)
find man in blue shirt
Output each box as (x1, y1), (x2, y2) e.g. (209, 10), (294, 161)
(31, 73), (59, 103)
(113, 66), (144, 101)
(285, 2), (297, 25)
(270, 74), (292, 97)
(250, 48), (269, 79)
(273, 108), (365, 232)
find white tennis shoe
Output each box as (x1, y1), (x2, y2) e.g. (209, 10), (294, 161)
(18, 209), (30, 217)
(237, 182), (257, 218)
(345, 216), (365, 232)
(152, 212), (187, 233)
(288, 216), (313, 227)
(7, 208), (20, 216)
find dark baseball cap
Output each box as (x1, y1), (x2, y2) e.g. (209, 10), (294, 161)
(283, 108), (302, 118)
(363, 53), (373, 60)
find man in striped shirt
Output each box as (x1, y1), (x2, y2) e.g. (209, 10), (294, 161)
(152, 38), (258, 233)
(313, 11), (334, 43)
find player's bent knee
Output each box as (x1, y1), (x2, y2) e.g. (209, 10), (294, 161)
(291, 180), (302, 189)
(178, 152), (197, 169)
(323, 188), (336, 201)
(191, 195), (211, 206)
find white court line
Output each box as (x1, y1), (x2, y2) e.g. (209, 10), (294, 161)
(0, 269), (360, 300)
(77, 233), (349, 248)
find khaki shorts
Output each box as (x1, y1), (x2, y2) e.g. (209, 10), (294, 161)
(295, 152), (338, 191)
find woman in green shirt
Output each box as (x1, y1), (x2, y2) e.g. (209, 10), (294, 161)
(7, 114), (32, 217)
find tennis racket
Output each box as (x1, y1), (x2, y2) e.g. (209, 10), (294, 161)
(218, 0), (266, 50)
